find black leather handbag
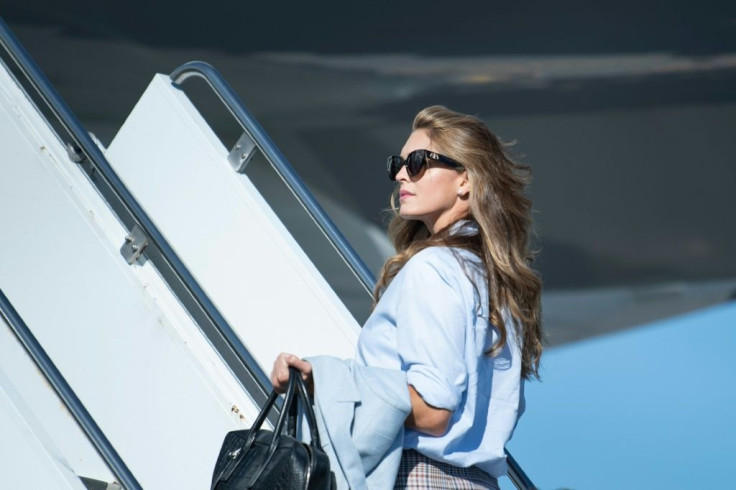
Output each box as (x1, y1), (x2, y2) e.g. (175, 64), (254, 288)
(211, 368), (335, 490)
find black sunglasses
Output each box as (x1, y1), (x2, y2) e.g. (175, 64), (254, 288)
(387, 149), (463, 181)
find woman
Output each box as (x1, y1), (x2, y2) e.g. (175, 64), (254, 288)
(272, 105), (542, 489)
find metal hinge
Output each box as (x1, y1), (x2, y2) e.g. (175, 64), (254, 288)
(120, 224), (149, 264)
(228, 132), (258, 173)
(66, 141), (87, 163)
(66, 133), (105, 164)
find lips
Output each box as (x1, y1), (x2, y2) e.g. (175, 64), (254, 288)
(399, 190), (414, 199)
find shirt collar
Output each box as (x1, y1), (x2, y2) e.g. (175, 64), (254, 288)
(449, 219), (479, 236)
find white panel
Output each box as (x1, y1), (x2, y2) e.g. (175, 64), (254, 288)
(105, 75), (361, 372)
(0, 312), (114, 484)
(0, 365), (88, 490)
(0, 57), (259, 488)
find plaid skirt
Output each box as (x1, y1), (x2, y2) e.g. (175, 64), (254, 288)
(394, 449), (500, 490)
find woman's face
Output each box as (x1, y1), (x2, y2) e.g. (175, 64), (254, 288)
(395, 129), (469, 234)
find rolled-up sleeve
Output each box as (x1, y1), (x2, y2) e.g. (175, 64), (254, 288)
(396, 252), (468, 411)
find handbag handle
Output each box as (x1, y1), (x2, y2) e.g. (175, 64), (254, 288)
(240, 390), (280, 451)
(272, 367), (322, 448)
(290, 367), (322, 448)
(242, 367), (322, 453)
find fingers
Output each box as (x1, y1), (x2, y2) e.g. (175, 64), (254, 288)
(270, 353), (312, 394)
(270, 352), (292, 393)
(289, 357), (313, 377)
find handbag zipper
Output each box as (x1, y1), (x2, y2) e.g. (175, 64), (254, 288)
(214, 447), (243, 484)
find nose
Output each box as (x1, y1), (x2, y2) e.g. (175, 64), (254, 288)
(394, 163), (410, 182)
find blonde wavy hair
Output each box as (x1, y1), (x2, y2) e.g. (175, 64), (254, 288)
(374, 105), (543, 379)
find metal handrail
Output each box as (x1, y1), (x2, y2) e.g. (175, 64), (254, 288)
(506, 448), (538, 490)
(0, 18), (271, 402)
(170, 61), (376, 295)
(170, 61), (535, 490)
(0, 289), (143, 490)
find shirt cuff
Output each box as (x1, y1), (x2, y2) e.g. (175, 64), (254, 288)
(406, 365), (461, 411)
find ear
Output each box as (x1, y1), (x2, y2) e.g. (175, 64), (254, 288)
(456, 171), (470, 198)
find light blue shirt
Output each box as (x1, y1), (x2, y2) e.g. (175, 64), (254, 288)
(356, 244), (525, 478)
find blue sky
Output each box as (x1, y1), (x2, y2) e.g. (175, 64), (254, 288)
(501, 301), (736, 489)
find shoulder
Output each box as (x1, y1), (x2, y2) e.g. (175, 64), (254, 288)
(407, 246), (482, 272)
(408, 246), (456, 264)
(403, 247), (456, 275)
(400, 247), (479, 287)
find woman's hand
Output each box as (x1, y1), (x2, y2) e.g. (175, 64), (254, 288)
(270, 352), (313, 394)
